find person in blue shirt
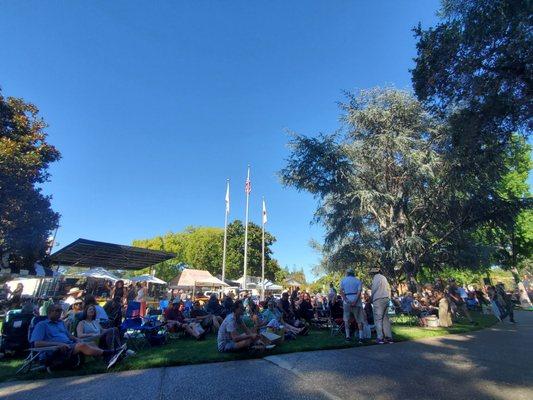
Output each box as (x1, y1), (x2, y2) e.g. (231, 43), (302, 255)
(31, 303), (122, 368)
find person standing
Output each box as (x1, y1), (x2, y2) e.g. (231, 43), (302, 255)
(339, 269), (364, 343)
(111, 280), (127, 306)
(135, 282), (147, 317)
(327, 283), (337, 311)
(370, 267), (393, 344)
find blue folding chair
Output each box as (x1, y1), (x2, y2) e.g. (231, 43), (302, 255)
(121, 302), (164, 350)
(159, 300), (169, 311)
(17, 316), (50, 374)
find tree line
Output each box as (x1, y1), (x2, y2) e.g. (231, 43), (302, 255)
(131, 221), (284, 283)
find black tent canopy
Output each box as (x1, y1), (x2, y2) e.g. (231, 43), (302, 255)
(50, 238), (176, 270)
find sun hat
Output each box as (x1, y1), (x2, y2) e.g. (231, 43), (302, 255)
(67, 287), (83, 295)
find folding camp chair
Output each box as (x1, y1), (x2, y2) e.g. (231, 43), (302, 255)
(159, 300), (169, 311)
(125, 301), (141, 318)
(311, 307), (330, 329)
(330, 316), (345, 336)
(121, 308), (165, 351)
(17, 316), (53, 374)
(0, 310), (34, 355)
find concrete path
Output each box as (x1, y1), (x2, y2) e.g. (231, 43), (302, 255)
(1, 312), (532, 400)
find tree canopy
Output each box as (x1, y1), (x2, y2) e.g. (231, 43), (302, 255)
(0, 90), (60, 270)
(132, 220), (282, 282)
(477, 135), (532, 275)
(282, 88), (458, 280)
(412, 0), (532, 275)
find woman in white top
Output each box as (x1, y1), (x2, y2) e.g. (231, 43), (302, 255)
(77, 304), (122, 350)
(135, 282), (147, 317)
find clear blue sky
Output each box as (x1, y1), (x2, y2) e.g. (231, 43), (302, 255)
(0, 1), (442, 280)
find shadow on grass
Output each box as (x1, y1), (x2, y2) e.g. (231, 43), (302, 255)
(0, 312), (498, 384)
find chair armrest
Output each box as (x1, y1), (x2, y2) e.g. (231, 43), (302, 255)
(28, 346), (61, 352)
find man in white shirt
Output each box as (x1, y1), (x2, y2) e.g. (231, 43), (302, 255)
(370, 267), (393, 344)
(339, 269), (364, 343)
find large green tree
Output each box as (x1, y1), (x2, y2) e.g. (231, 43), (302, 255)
(133, 221), (282, 281)
(411, 0), (532, 281)
(478, 135), (532, 278)
(281, 88), (457, 280)
(225, 220), (280, 281)
(0, 90), (60, 270)
(413, 0), (531, 137)
(412, 0), (532, 251)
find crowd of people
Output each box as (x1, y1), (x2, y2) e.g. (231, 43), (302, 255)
(1, 268), (526, 373)
(396, 280), (518, 326)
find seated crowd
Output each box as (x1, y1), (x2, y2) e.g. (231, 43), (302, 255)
(3, 270), (518, 375)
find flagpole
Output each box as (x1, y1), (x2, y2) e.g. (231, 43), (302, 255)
(261, 197), (265, 301)
(243, 165), (251, 290)
(222, 179), (230, 286)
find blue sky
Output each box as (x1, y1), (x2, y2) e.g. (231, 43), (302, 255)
(0, 1), (442, 280)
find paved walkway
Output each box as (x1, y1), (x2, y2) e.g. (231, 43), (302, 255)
(2, 312), (532, 400)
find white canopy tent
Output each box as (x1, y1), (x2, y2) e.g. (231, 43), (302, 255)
(172, 269), (228, 289)
(236, 276), (283, 294)
(130, 274), (166, 285)
(260, 279), (283, 291)
(74, 267), (121, 281)
(285, 278), (302, 287)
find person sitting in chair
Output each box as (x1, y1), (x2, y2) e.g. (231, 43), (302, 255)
(77, 304), (125, 352)
(84, 295), (109, 323)
(296, 292), (314, 322)
(164, 299), (205, 340)
(31, 303), (125, 369)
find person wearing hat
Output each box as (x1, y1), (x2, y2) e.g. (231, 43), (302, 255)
(370, 267), (393, 344)
(64, 287), (84, 308)
(339, 268), (365, 343)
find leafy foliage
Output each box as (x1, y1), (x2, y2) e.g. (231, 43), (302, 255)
(0, 90), (60, 269)
(477, 135), (532, 273)
(132, 221), (282, 282)
(281, 88), (459, 279)
(412, 0), (532, 275)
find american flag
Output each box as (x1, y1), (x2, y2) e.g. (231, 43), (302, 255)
(245, 178), (251, 195)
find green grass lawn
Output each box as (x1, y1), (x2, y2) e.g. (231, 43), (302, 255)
(0, 312), (497, 383)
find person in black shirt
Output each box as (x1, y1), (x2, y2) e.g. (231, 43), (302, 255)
(190, 301), (220, 331)
(222, 292), (234, 316)
(297, 292), (314, 322)
(111, 280), (126, 305)
(205, 294), (224, 317)
(280, 292), (302, 326)
(363, 292), (374, 325)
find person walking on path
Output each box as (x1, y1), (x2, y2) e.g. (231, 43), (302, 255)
(339, 269), (364, 343)
(370, 267), (393, 344)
